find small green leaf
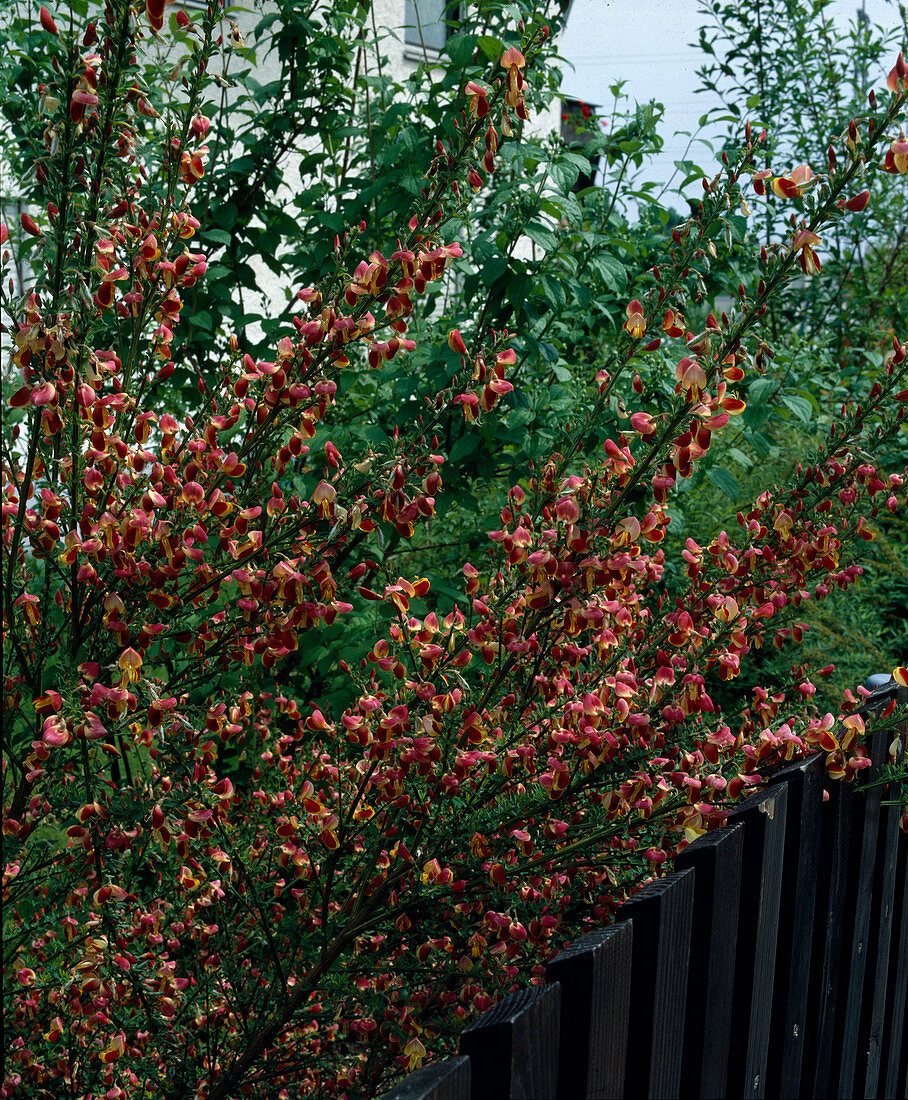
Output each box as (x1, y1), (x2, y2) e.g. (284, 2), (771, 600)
(563, 151), (594, 173)
(707, 467), (739, 501)
(508, 407), (534, 427)
(781, 394), (812, 424)
(748, 378), (775, 402)
(480, 255), (509, 287)
(477, 36), (504, 60)
(449, 433), (481, 464)
(445, 33), (477, 66)
(524, 222), (558, 251)
(589, 254), (626, 293)
(550, 160), (580, 192)
(748, 430), (772, 457)
(744, 402), (771, 429)
(538, 273), (566, 311)
(352, 424), (389, 446)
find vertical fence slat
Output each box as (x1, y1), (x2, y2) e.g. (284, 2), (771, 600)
(899, 829), (908, 1100)
(834, 723), (891, 1098)
(725, 782), (788, 1099)
(764, 754), (824, 1099)
(882, 823), (908, 1099)
(862, 684), (907, 1099)
(674, 821), (743, 1100)
(459, 983), (561, 1100)
(382, 1057), (472, 1100)
(802, 772), (855, 1097)
(857, 775), (900, 1098)
(545, 921), (632, 1100)
(614, 866), (694, 1099)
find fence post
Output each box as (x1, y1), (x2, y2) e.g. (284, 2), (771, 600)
(459, 983), (561, 1100)
(725, 782), (788, 1099)
(764, 753), (825, 1098)
(882, 826), (908, 1099)
(801, 762), (854, 1096)
(858, 764), (901, 1097)
(381, 1057), (472, 1100)
(545, 920), (632, 1100)
(673, 821), (743, 1100)
(877, 678), (908, 1100)
(834, 718), (894, 1097)
(856, 680), (907, 1097)
(613, 865), (694, 1099)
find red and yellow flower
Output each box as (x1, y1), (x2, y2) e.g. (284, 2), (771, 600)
(623, 299), (646, 339)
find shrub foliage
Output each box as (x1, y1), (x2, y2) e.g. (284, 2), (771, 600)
(2, 1), (906, 1096)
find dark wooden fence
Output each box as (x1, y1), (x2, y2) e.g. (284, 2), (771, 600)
(383, 679), (907, 1100)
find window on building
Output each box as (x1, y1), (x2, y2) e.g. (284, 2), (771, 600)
(404, 0), (459, 53)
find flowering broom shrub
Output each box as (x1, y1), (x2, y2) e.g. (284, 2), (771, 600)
(2, 1), (907, 1096)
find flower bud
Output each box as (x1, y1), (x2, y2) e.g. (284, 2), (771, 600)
(39, 6), (58, 34)
(191, 114), (211, 139)
(447, 329), (468, 355)
(843, 190), (870, 212)
(21, 212), (42, 237)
